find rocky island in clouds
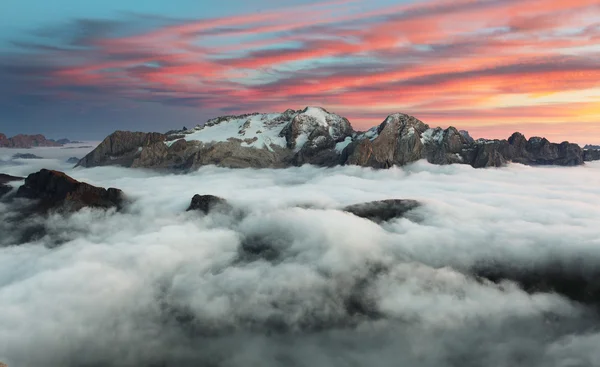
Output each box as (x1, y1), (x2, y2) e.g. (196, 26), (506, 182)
(1, 0), (600, 366)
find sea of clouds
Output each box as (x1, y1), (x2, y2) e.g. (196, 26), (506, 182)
(1, 146), (600, 367)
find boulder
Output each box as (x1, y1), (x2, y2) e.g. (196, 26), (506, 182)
(187, 194), (231, 214)
(343, 199), (421, 222)
(16, 169), (124, 212)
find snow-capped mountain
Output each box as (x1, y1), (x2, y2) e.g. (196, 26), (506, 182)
(76, 107), (593, 170)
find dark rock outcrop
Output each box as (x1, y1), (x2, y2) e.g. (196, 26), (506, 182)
(15, 169), (124, 212)
(0, 133), (62, 148)
(474, 263), (600, 308)
(187, 194), (231, 214)
(461, 134), (583, 168)
(12, 153), (43, 160)
(343, 199), (421, 223)
(584, 148), (600, 162)
(0, 173), (24, 198)
(55, 138), (82, 145)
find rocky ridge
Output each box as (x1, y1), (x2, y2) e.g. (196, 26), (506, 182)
(77, 107), (593, 170)
(15, 169), (124, 213)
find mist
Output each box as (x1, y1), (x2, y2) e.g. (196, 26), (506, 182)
(1, 155), (600, 367)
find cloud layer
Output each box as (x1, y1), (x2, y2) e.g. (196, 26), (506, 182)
(1, 0), (599, 141)
(1, 156), (600, 366)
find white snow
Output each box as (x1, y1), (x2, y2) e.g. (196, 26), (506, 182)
(302, 107), (329, 127)
(335, 137), (353, 153)
(363, 127), (379, 141)
(294, 134), (309, 152)
(420, 128), (444, 145)
(181, 113), (288, 150)
(174, 107), (350, 153)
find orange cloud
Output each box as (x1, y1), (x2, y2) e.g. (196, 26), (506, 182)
(23, 0), (598, 143)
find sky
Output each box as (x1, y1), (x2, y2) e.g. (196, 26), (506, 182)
(0, 0), (599, 143)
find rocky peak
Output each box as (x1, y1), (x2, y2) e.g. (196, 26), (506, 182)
(281, 107), (353, 150)
(459, 130), (474, 144)
(16, 169), (124, 212)
(0, 133), (62, 148)
(76, 108), (598, 171)
(77, 131), (166, 168)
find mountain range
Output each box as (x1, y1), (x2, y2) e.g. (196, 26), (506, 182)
(0, 133), (82, 148)
(76, 107), (600, 170)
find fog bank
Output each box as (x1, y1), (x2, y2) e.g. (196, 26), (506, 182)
(1, 156), (600, 366)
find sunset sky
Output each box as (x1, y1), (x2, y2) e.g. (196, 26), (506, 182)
(1, 0), (599, 143)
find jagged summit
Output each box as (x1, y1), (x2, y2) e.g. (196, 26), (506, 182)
(165, 106), (352, 153)
(77, 107), (595, 170)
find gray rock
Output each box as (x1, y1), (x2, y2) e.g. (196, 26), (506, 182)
(12, 153), (43, 160)
(189, 141), (292, 169)
(187, 194), (231, 214)
(76, 131), (166, 168)
(468, 140), (509, 168)
(584, 149), (600, 161)
(76, 108), (590, 171)
(15, 169), (124, 213)
(342, 139), (374, 166)
(349, 113), (428, 168)
(343, 199), (421, 223)
(459, 130), (475, 144)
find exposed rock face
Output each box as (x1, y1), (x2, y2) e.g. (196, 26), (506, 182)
(0, 173), (24, 198)
(0, 133), (62, 148)
(461, 135), (583, 168)
(16, 169), (124, 212)
(343, 199), (421, 223)
(187, 194), (231, 214)
(584, 148), (600, 162)
(77, 107), (597, 171)
(76, 131), (166, 168)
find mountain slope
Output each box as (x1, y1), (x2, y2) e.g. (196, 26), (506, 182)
(77, 107), (590, 170)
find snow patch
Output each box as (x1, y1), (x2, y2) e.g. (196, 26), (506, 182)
(180, 113), (288, 150)
(421, 128), (444, 145)
(335, 137), (353, 153)
(363, 127), (379, 141)
(302, 107), (329, 127)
